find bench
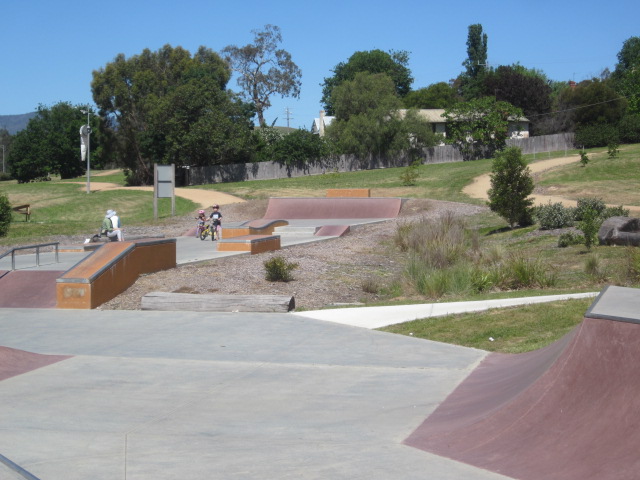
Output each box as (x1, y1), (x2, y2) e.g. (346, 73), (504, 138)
(12, 204), (31, 222)
(217, 235), (281, 255)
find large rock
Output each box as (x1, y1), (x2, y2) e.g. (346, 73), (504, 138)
(598, 217), (640, 246)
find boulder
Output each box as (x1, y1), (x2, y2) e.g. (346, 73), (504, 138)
(598, 217), (640, 246)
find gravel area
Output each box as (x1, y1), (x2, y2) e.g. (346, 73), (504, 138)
(93, 199), (487, 311)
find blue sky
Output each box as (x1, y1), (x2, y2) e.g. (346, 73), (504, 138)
(1, 0), (638, 129)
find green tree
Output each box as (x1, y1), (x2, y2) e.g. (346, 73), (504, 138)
(443, 97), (524, 160)
(255, 127), (331, 165)
(612, 37), (640, 114)
(403, 82), (459, 109)
(8, 102), (92, 183)
(92, 44), (254, 185)
(326, 72), (438, 158)
(321, 49), (413, 115)
(222, 24), (302, 127)
(487, 147), (534, 228)
(484, 65), (552, 133)
(0, 191), (11, 237)
(0, 128), (11, 177)
(459, 24), (489, 100)
(560, 79), (626, 127)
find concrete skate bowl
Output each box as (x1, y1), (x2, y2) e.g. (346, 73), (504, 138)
(405, 285), (640, 480)
(0, 346), (71, 381)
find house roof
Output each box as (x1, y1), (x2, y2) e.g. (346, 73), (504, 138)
(401, 108), (528, 123)
(311, 115), (335, 133)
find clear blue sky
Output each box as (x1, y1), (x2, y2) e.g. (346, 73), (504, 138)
(1, 0), (638, 129)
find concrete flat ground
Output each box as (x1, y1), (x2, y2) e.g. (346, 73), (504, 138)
(0, 308), (512, 480)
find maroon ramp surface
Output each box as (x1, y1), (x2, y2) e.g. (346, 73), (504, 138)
(0, 346), (71, 381)
(262, 197), (402, 219)
(405, 314), (640, 480)
(0, 270), (61, 308)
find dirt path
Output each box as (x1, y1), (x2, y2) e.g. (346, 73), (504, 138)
(463, 154), (640, 213)
(73, 181), (244, 209)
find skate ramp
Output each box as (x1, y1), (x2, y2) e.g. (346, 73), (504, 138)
(0, 346), (71, 381)
(405, 285), (640, 480)
(262, 197), (402, 219)
(0, 270), (62, 308)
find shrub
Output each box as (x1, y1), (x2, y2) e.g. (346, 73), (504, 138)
(603, 205), (630, 218)
(607, 142), (619, 158)
(487, 147), (534, 228)
(579, 151), (589, 167)
(574, 197), (606, 221)
(558, 232), (584, 248)
(361, 277), (381, 294)
(399, 160), (420, 186)
(264, 255), (299, 282)
(0, 172), (12, 182)
(578, 207), (602, 250)
(574, 123), (619, 148)
(0, 192), (11, 236)
(618, 114), (640, 144)
(535, 202), (574, 230)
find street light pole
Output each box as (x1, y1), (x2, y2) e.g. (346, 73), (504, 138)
(81, 109), (91, 193)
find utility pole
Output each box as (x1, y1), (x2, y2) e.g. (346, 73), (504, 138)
(284, 107), (293, 128)
(80, 109), (91, 193)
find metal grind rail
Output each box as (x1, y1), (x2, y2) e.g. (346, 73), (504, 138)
(0, 242), (60, 271)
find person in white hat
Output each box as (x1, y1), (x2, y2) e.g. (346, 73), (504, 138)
(101, 209), (123, 241)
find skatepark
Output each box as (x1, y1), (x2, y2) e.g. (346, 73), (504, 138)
(1, 194), (640, 479)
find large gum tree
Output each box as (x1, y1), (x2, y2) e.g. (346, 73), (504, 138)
(222, 25), (302, 127)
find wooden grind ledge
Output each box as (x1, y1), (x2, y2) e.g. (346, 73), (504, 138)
(142, 292), (295, 313)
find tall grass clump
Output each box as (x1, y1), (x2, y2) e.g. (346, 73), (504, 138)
(399, 213), (558, 299)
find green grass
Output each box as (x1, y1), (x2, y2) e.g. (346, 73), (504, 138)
(192, 157), (494, 204)
(379, 297), (592, 353)
(535, 145), (640, 206)
(0, 179), (195, 245)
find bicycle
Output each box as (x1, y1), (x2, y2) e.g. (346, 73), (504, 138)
(199, 222), (219, 241)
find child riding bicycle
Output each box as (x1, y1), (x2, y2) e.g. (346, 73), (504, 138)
(195, 210), (206, 238)
(209, 204), (222, 240)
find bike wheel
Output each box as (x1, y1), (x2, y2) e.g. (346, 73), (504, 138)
(200, 229), (208, 241)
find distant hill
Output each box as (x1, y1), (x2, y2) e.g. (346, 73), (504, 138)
(0, 112), (37, 135)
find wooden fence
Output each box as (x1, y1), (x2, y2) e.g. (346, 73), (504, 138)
(184, 133), (576, 186)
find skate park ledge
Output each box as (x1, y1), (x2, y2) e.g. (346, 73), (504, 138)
(56, 238), (176, 309)
(217, 235), (281, 255)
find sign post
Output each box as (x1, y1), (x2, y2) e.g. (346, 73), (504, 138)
(154, 164), (175, 219)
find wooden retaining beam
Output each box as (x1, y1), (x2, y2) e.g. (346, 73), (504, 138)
(217, 235), (281, 255)
(326, 188), (370, 198)
(56, 238), (176, 309)
(142, 292), (295, 313)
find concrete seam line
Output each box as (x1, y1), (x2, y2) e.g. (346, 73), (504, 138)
(0, 453), (42, 480)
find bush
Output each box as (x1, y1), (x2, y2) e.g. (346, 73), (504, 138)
(0, 172), (12, 181)
(0, 192), (11, 237)
(618, 114), (640, 144)
(558, 232), (584, 248)
(603, 205), (630, 218)
(574, 197), (606, 221)
(399, 160), (420, 186)
(607, 142), (619, 158)
(579, 151), (589, 166)
(487, 147), (534, 228)
(535, 202), (574, 230)
(578, 208), (602, 250)
(496, 255), (557, 289)
(574, 123), (619, 148)
(264, 255), (299, 282)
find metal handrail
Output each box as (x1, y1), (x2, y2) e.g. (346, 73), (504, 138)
(0, 242), (60, 271)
